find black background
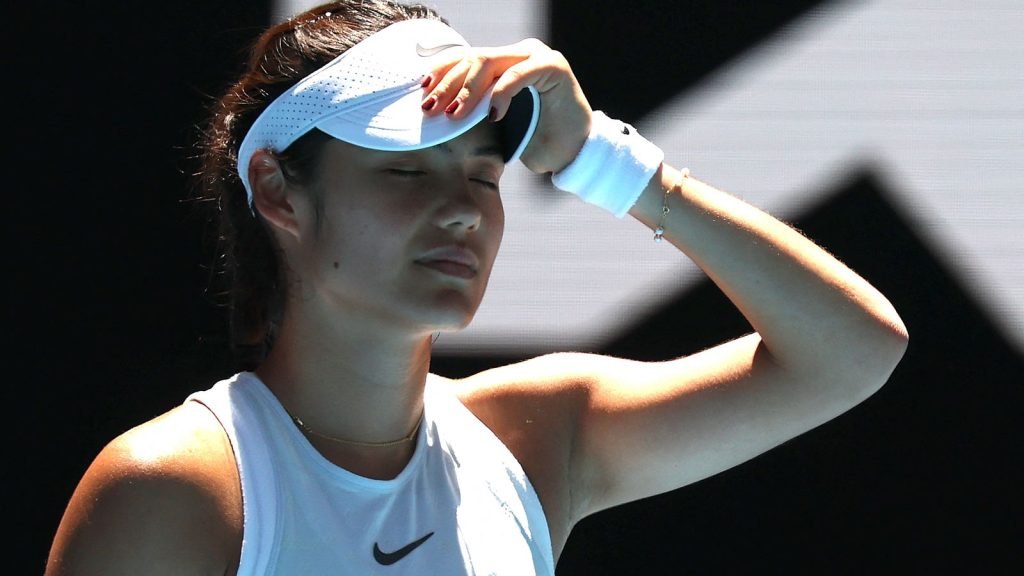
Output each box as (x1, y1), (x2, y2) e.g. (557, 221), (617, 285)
(19, 1), (1021, 573)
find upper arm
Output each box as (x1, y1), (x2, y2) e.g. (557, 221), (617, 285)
(573, 333), (891, 518)
(45, 403), (241, 576)
(451, 330), (897, 550)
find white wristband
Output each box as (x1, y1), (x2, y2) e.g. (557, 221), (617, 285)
(550, 110), (664, 218)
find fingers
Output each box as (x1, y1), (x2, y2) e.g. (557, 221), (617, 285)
(421, 55), (469, 115)
(419, 38), (591, 175)
(489, 42), (570, 121)
(429, 54), (498, 117)
(421, 39), (566, 121)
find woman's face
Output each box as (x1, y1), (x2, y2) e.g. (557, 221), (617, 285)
(291, 121), (506, 334)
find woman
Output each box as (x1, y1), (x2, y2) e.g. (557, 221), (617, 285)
(45, 1), (908, 574)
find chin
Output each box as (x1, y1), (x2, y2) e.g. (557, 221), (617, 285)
(393, 284), (485, 335)
(420, 300), (480, 334)
(428, 309), (477, 333)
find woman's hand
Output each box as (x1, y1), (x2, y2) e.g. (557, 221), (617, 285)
(421, 39), (592, 175)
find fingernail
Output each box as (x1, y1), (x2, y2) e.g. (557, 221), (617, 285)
(488, 107), (497, 123)
(421, 95), (436, 111)
(445, 100), (460, 115)
(420, 75), (431, 88)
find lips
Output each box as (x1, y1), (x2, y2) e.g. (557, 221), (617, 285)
(414, 246), (480, 279)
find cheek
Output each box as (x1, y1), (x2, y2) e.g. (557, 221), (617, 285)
(487, 195), (506, 245)
(315, 199), (421, 275)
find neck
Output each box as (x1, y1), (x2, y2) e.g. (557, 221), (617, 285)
(256, 300), (435, 454)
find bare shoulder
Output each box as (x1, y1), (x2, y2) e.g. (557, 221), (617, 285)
(452, 352), (607, 440)
(449, 352), (614, 557)
(453, 351), (611, 397)
(452, 351), (646, 416)
(46, 401), (242, 576)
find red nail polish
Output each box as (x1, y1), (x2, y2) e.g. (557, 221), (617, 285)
(445, 100), (460, 115)
(422, 95), (436, 111)
(420, 75), (431, 88)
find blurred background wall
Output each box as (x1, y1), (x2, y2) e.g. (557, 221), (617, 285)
(19, 0), (1021, 573)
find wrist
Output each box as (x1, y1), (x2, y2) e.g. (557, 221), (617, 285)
(550, 111), (664, 218)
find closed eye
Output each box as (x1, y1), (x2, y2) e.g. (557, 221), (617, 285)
(387, 169), (426, 177)
(471, 177), (499, 191)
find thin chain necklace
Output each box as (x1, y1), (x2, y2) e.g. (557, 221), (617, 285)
(290, 413), (423, 448)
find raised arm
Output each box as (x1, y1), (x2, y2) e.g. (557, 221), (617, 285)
(428, 37), (908, 531)
(633, 163), (908, 381)
(563, 161), (909, 514)
(462, 161), (908, 534)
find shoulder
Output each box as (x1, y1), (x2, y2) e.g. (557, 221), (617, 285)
(454, 351), (615, 396)
(447, 352), (624, 553)
(46, 401), (241, 575)
(452, 351), (647, 415)
(450, 352), (603, 437)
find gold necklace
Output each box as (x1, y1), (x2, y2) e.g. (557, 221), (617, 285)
(291, 413), (422, 448)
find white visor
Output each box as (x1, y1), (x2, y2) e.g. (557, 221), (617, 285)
(237, 18), (541, 204)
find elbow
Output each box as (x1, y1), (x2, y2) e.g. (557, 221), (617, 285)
(774, 293), (910, 411)
(848, 287), (911, 386)
(890, 314), (910, 359)
(877, 304), (910, 374)
(842, 312), (910, 402)
(875, 319), (909, 381)
(804, 301), (910, 405)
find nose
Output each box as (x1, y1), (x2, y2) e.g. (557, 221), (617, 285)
(432, 181), (482, 232)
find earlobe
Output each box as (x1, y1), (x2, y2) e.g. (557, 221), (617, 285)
(249, 149), (302, 240)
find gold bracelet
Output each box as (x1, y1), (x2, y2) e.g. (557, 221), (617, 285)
(654, 167), (689, 242)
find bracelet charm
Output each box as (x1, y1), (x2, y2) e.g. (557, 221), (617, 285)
(655, 168), (689, 242)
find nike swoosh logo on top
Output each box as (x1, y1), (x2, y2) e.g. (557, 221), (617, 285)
(415, 42), (464, 57)
(373, 532), (435, 565)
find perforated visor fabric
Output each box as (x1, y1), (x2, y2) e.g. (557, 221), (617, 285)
(237, 18), (539, 202)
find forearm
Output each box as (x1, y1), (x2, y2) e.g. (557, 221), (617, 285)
(630, 164), (908, 381)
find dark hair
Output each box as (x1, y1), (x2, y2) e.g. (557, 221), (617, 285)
(197, 1), (446, 369)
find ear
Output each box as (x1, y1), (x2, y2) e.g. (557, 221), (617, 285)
(249, 148), (304, 241)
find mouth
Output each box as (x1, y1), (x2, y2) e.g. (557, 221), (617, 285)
(414, 246), (480, 279)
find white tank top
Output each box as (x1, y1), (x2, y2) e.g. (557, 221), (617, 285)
(187, 372), (555, 575)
